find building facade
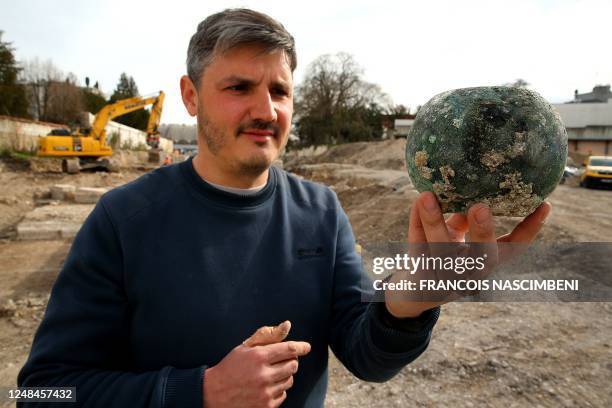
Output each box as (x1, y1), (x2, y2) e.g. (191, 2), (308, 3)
(554, 85), (612, 156)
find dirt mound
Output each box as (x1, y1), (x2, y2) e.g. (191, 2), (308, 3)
(0, 155), (146, 239)
(285, 139), (407, 171)
(287, 139), (611, 243)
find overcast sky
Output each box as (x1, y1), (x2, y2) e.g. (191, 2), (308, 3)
(2, 0), (611, 124)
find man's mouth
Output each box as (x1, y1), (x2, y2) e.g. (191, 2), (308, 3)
(240, 128), (277, 143)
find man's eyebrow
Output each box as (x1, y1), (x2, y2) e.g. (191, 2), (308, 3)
(217, 76), (256, 87)
(217, 76), (291, 90)
(271, 79), (290, 90)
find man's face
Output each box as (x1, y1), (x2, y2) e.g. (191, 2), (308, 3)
(186, 44), (293, 176)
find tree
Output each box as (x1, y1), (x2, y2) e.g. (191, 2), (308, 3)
(82, 88), (107, 114)
(109, 72), (149, 130)
(21, 57), (63, 121)
(44, 73), (84, 125)
(21, 59), (84, 124)
(294, 53), (391, 146)
(505, 78), (529, 88)
(110, 73), (139, 101)
(0, 31), (29, 118)
(387, 104), (409, 116)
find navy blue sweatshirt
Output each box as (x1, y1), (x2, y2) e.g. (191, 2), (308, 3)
(18, 158), (439, 407)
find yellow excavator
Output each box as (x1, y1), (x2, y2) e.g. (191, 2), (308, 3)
(37, 91), (165, 173)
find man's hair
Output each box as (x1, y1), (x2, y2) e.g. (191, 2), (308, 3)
(186, 8), (297, 88)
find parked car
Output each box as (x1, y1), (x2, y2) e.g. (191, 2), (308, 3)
(560, 165), (580, 184)
(580, 156), (612, 188)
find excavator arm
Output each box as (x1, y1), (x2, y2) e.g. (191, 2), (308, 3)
(90, 91), (165, 147)
(145, 91), (165, 148)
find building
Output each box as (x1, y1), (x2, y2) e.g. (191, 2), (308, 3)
(381, 113), (416, 139)
(554, 98), (612, 156)
(571, 85), (611, 103)
(393, 119), (415, 138)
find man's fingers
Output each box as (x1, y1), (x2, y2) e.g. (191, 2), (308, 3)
(408, 200), (427, 244)
(417, 192), (451, 243)
(264, 341), (311, 364)
(243, 320), (291, 347)
(496, 202), (551, 264)
(269, 375), (294, 398)
(270, 390), (288, 408)
(446, 213), (468, 242)
(268, 359), (298, 382)
(466, 204), (499, 276)
(467, 204), (496, 243)
(498, 202), (551, 243)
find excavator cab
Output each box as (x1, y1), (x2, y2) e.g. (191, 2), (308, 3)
(49, 128), (71, 136)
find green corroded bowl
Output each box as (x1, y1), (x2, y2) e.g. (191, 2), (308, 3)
(406, 86), (567, 216)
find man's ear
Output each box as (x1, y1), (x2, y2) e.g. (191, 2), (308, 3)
(180, 75), (198, 117)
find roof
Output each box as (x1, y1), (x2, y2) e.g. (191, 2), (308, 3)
(0, 115), (67, 128)
(395, 119), (415, 127)
(553, 100), (612, 128)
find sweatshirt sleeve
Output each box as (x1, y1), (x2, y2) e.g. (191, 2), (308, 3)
(328, 205), (439, 383)
(17, 199), (204, 408)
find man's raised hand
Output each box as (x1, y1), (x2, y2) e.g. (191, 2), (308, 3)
(203, 321), (310, 408)
(386, 191), (551, 319)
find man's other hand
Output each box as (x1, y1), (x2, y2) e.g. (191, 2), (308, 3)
(203, 321), (311, 408)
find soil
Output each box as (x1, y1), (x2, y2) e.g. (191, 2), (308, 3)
(1, 142), (611, 407)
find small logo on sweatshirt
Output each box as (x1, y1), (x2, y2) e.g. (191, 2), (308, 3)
(297, 246), (325, 259)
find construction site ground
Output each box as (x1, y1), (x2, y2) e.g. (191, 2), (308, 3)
(1, 140), (611, 407)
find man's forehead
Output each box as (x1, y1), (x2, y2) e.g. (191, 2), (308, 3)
(205, 44), (293, 80)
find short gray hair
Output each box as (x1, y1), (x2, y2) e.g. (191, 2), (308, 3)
(186, 8), (297, 88)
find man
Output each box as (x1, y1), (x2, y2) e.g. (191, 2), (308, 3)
(18, 8), (550, 407)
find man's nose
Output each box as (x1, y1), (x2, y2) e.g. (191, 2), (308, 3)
(250, 89), (278, 123)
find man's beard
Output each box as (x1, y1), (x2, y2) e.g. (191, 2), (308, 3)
(197, 108), (281, 177)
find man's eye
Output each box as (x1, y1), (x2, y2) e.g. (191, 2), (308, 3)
(272, 88), (289, 97)
(227, 84), (248, 92)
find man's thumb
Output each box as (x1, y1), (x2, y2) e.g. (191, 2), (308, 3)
(243, 320), (291, 347)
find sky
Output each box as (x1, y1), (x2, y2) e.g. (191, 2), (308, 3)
(2, 0), (611, 125)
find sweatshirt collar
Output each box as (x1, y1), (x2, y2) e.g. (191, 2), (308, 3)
(179, 156), (277, 208)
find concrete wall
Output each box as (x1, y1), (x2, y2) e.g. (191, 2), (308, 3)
(566, 125), (612, 140)
(569, 139), (611, 156)
(158, 137), (173, 153)
(0, 116), (67, 153)
(83, 113), (147, 149)
(0, 114), (173, 154)
(83, 113), (173, 153)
